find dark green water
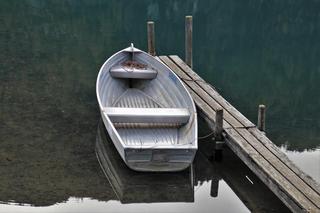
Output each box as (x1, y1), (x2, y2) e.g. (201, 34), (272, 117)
(0, 0), (319, 212)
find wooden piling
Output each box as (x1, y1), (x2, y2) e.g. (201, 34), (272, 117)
(185, 16), (193, 68)
(147, 21), (155, 56)
(215, 108), (223, 141)
(257, 104), (266, 132)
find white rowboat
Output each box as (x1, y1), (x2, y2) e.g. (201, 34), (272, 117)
(96, 44), (197, 172)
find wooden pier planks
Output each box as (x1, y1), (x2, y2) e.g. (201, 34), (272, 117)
(248, 127), (320, 196)
(159, 56), (240, 129)
(169, 55), (255, 128)
(158, 55), (320, 213)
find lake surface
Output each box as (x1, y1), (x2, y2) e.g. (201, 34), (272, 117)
(1, 0), (319, 212)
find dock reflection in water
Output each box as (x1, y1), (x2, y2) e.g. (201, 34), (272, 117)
(0, 120), (290, 212)
(94, 119), (290, 212)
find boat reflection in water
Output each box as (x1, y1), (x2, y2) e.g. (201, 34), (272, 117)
(95, 121), (195, 203)
(95, 119), (291, 212)
(0, 119), (290, 212)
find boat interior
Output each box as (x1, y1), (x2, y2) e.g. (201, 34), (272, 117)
(97, 46), (196, 148)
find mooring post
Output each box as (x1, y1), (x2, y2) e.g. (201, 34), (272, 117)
(213, 108), (224, 161)
(185, 15), (193, 68)
(215, 108), (224, 141)
(257, 104), (266, 132)
(147, 21), (155, 56)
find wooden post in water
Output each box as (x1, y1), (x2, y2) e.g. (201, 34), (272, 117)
(257, 104), (266, 132)
(213, 108), (224, 161)
(147, 21), (155, 56)
(215, 108), (223, 141)
(185, 16), (193, 68)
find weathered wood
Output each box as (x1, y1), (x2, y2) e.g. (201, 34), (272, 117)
(236, 128), (320, 209)
(155, 56), (231, 128)
(215, 108), (223, 141)
(185, 16), (193, 68)
(159, 56), (242, 128)
(169, 55), (255, 128)
(224, 128), (318, 213)
(258, 104), (266, 132)
(158, 56), (191, 80)
(248, 127), (320, 196)
(157, 55), (320, 212)
(190, 89), (231, 129)
(147, 21), (155, 56)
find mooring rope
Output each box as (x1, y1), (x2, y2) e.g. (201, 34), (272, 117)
(198, 130), (215, 140)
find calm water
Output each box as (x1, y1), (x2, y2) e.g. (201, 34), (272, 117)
(1, 0), (319, 212)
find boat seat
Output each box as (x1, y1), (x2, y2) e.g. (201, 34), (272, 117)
(110, 65), (157, 79)
(103, 107), (190, 124)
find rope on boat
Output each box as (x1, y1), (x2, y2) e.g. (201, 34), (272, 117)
(132, 113), (217, 149)
(198, 130), (215, 139)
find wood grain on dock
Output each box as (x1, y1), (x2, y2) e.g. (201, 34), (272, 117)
(158, 55), (320, 213)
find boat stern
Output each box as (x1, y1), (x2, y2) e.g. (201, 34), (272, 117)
(124, 148), (197, 172)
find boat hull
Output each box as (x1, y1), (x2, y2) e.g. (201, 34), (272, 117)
(101, 111), (196, 172)
(95, 121), (195, 203)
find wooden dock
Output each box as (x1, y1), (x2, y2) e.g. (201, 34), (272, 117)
(157, 55), (320, 213)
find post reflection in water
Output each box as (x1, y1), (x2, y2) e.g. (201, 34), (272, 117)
(1, 0), (319, 212)
(94, 119), (291, 212)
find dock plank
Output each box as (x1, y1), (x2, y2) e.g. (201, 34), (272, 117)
(158, 55), (320, 213)
(156, 56), (230, 129)
(237, 128), (320, 208)
(248, 127), (320, 196)
(168, 55), (255, 128)
(225, 128), (318, 212)
(188, 88), (230, 129)
(159, 56), (242, 128)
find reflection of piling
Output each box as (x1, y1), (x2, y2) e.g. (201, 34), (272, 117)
(257, 105), (266, 132)
(210, 178), (219, 197)
(147, 21), (155, 56)
(185, 16), (193, 68)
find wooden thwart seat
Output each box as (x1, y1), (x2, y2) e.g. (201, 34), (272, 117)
(103, 107), (190, 124)
(110, 65), (157, 79)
